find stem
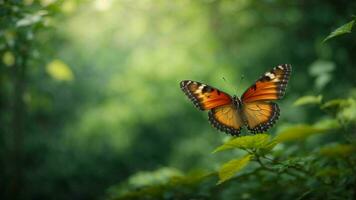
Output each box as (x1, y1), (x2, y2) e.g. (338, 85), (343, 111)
(261, 154), (312, 176)
(254, 154), (274, 172)
(251, 150), (309, 180)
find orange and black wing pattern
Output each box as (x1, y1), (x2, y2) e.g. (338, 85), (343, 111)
(180, 64), (291, 136)
(240, 64), (291, 133)
(180, 80), (243, 135)
(242, 102), (280, 133)
(241, 64), (292, 103)
(180, 80), (232, 110)
(208, 104), (244, 135)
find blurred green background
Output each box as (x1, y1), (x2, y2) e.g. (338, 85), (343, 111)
(1, 0), (355, 199)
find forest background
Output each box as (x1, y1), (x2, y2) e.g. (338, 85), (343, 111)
(1, 0), (356, 199)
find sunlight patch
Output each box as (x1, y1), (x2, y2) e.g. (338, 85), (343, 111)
(46, 59), (74, 81)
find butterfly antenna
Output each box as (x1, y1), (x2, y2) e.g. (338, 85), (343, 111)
(239, 74), (246, 93)
(222, 74), (245, 95)
(221, 77), (235, 95)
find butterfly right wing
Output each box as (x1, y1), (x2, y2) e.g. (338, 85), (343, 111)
(240, 64), (291, 133)
(241, 64), (292, 103)
(242, 102), (280, 133)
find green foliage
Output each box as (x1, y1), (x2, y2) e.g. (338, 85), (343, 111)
(293, 95), (323, 106)
(319, 144), (356, 157)
(323, 18), (355, 42)
(213, 134), (275, 153)
(217, 154), (252, 184)
(16, 10), (48, 27)
(1, 1), (356, 200)
(274, 124), (330, 142)
(321, 99), (348, 109)
(322, 98), (356, 124)
(308, 60), (335, 90)
(126, 168), (183, 188)
(107, 170), (214, 200)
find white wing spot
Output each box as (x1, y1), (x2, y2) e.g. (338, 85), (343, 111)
(265, 72), (276, 79)
(197, 85), (206, 91)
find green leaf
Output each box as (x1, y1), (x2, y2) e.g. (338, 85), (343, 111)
(338, 99), (356, 124)
(217, 154), (252, 184)
(322, 98), (356, 124)
(319, 144), (355, 157)
(293, 95), (322, 106)
(321, 99), (348, 110)
(213, 134), (272, 153)
(313, 119), (340, 130)
(275, 124), (329, 142)
(258, 139), (279, 155)
(309, 60), (335, 76)
(315, 74), (332, 90)
(323, 19), (355, 42)
(308, 60), (335, 90)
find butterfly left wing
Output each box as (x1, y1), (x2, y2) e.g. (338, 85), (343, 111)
(240, 64), (292, 133)
(180, 80), (244, 135)
(209, 104), (244, 135)
(180, 80), (233, 110)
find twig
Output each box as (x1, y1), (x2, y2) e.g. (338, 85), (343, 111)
(260, 154), (312, 176)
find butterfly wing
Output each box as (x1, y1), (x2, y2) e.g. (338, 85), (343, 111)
(240, 64), (291, 133)
(180, 80), (233, 110)
(241, 64), (292, 103)
(242, 102), (279, 133)
(180, 80), (243, 135)
(209, 104), (244, 135)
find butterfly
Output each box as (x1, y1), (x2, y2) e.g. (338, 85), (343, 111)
(180, 64), (292, 136)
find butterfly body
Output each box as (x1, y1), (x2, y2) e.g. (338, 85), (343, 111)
(180, 64), (291, 136)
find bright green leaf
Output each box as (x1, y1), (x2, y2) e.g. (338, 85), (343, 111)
(293, 95), (322, 106)
(46, 59), (74, 81)
(323, 19), (355, 42)
(217, 154), (252, 184)
(258, 139), (279, 155)
(213, 134), (272, 153)
(275, 124), (329, 142)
